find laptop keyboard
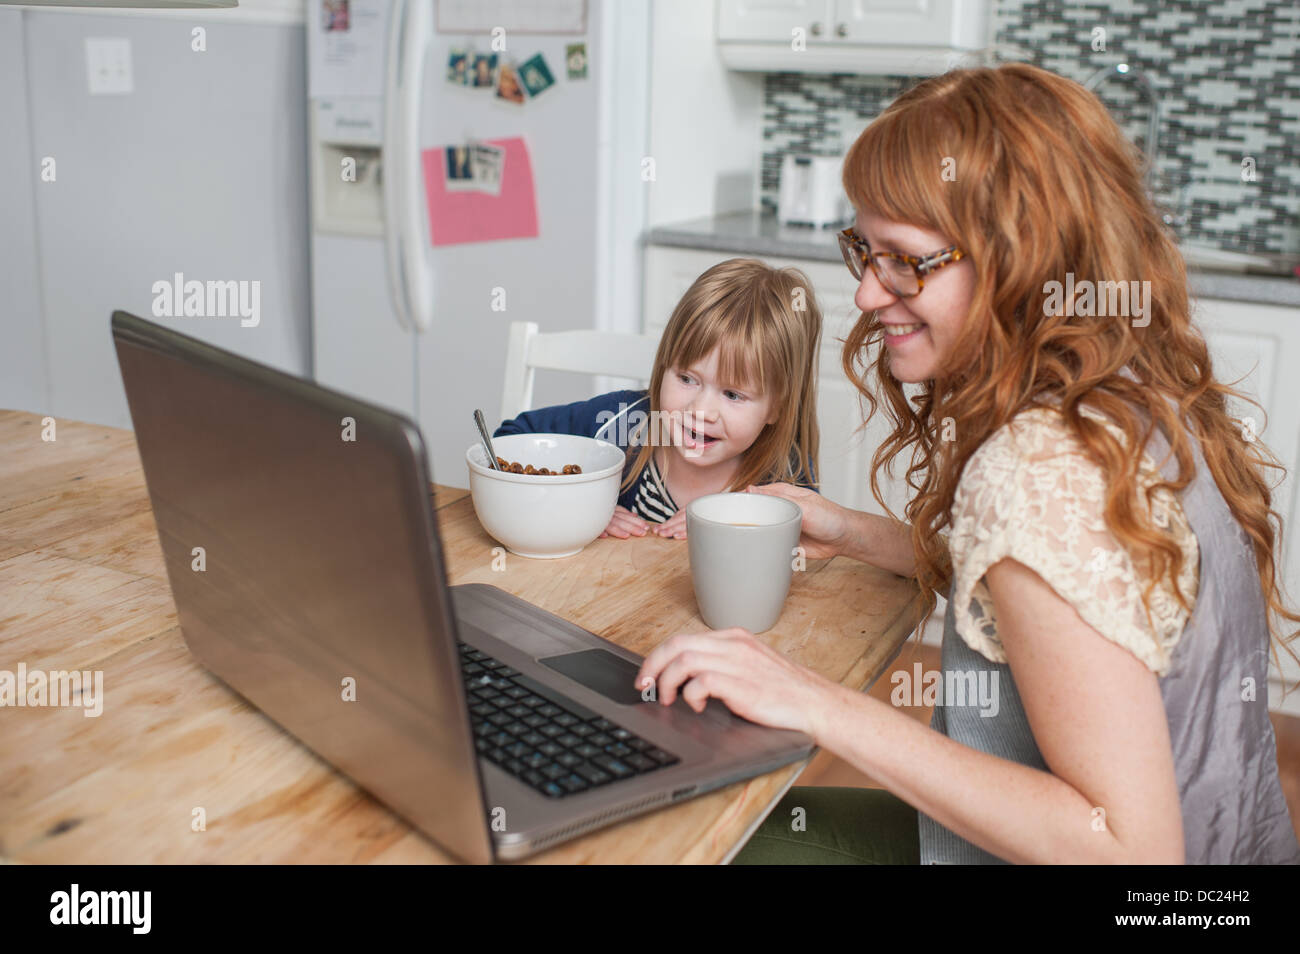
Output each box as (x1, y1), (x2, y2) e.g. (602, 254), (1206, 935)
(457, 641), (681, 799)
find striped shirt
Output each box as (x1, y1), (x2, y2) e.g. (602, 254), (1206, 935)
(628, 454), (677, 523)
(626, 447), (814, 523)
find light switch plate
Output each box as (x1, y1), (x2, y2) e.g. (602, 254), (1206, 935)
(85, 38), (133, 95)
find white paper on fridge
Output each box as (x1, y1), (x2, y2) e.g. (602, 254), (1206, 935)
(437, 0), (587, 34)
(308, 0), (390, 100)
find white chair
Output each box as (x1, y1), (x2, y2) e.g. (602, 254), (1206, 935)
(499, 320), (660, 421)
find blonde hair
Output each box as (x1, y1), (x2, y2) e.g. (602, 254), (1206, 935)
(622, 258), (822, 497)
(840, 62), (1300, 687)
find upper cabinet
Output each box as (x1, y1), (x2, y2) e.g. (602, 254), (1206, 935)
(717, 0), (991, 74)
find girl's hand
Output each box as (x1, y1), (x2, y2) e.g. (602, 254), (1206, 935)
(598, 505), (649, 539)
(745, 483), (849, 560)
(634, 627), (840, 738)
(654, 509), (687, 539)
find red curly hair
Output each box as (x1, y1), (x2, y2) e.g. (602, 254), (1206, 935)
(839, 62), (1300, 689)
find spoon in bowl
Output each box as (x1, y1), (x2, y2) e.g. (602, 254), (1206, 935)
(473, 409), (502, 470)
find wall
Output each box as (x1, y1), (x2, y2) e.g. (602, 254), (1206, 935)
(646, 0), (764, 228)
(759, 0), (1300, 263)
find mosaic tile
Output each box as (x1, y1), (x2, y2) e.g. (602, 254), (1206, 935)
(759, 0), (1299, 260)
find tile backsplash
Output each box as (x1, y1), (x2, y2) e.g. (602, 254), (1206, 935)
(760, 0), (1300, 264)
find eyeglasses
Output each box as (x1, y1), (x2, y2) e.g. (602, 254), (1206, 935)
(837, 227), (965, 298)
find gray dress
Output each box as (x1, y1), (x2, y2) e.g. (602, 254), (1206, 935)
(918, 407), (1300, 864)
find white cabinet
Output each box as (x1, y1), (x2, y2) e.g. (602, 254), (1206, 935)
(644, 244), (1300, 712)
(717, 0), (831, 41)
(1191, 297), (1300, 699)
(839, 0), (934, 41)
(716, 0), (991, 75)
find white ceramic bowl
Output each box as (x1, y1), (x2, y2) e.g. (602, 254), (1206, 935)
(466, 433), (626, 559)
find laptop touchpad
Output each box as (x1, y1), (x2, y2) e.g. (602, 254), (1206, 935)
(539, 650), (646, 706)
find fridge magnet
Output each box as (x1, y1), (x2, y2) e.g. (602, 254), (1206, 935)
(322, 0), (349, 31)
(423, 136), (539, 247)
(496, 62), (525, 104)
(471, 52), (498, 88)
(444, 145), (476, 190)
(471, 143), (505, 196)
(519, 52), (556, 98)
(447, 49), (470, 85)
(565, 43), (587, 80)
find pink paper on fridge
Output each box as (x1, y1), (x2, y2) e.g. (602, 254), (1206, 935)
(422, 136), (539, 246)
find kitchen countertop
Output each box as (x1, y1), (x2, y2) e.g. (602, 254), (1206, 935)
(648, 212), (1300, 309)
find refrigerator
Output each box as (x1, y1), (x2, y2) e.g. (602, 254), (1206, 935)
(307, 0), (650, 489)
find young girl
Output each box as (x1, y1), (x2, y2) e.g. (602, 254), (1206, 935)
(637, 63), (1300, 864)
(493, 258), (822, 540)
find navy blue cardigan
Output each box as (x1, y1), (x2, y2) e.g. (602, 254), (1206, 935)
(493, 389), (818, 511)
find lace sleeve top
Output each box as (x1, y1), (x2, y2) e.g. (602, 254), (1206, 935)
(948, 405), (1200, 676)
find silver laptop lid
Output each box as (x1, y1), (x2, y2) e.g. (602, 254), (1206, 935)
(111, 310), (494, 864)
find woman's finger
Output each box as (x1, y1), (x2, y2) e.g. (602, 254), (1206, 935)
(636, 629), (749, 698)
(679, 669), (754, 715)
(653, 648), (739, 705)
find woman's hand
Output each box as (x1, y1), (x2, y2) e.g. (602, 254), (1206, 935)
(634, 627), (842, 738)
(745, 482), (850, 561)
(598, 505), (648, 539)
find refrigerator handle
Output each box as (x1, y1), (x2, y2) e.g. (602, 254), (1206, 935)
(383, 0), (435, 333)
(382, 0), (412, 331)
(400, 0), (435, 332)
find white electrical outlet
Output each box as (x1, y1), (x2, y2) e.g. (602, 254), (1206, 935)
(85, 38), (133, 95)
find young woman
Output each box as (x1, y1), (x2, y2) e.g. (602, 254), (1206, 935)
(634, 63), (1300, 864)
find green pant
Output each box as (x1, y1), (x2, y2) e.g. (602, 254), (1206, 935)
(731, 786), (920, 865)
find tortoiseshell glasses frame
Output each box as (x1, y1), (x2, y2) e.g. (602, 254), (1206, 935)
(837, 226), (966, 298)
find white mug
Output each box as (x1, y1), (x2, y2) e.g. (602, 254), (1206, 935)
(685, 492), (803, 634)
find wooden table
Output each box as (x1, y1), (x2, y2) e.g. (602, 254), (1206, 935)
(0, 409), (922, 864)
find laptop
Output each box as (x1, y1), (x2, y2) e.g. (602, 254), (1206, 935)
(111, 311), (814, 863)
